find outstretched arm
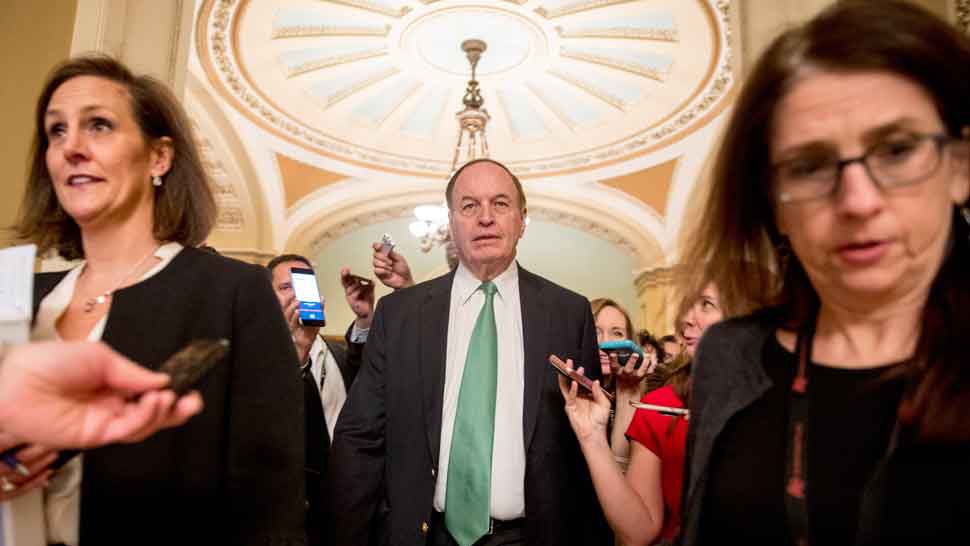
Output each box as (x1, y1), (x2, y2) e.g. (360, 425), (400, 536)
(558, 362), (663, 546)
(0, 341), (202, 449)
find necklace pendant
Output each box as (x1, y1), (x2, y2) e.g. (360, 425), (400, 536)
(83, 294), (108, 313)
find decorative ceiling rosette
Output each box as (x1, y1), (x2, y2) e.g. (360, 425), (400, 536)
(197, 0), (733, 177)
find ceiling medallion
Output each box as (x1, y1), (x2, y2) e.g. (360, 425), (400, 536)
(198, 0), (734, 177)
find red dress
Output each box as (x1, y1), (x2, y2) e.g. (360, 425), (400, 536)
(625, 385), (688, 542)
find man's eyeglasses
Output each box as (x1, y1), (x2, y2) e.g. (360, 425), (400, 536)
(773, 132), (960, 204)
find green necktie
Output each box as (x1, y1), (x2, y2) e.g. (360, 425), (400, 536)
(445, 281), (498, 546)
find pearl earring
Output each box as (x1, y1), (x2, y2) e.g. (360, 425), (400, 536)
(152, 175), (163, 187)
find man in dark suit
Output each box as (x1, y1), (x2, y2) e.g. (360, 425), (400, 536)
(330, 159), (609, 546)
(268, 254), (374, 546)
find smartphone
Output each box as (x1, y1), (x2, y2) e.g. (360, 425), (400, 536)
(290, 267), (326, 327)
(50, 338), (230, 469)
(548, 355), (614, 401)
(599, 340), (645, 367)
(379, 233), (395, 256)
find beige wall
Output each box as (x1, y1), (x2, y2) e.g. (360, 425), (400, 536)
(0, 0), (78, 245)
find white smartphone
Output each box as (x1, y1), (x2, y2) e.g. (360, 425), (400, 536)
(290, 267), (326, 327)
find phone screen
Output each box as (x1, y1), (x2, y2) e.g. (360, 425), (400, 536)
(290, 267), (326, 326)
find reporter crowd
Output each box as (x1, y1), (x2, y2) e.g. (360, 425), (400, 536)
(2, 2), (968, 545)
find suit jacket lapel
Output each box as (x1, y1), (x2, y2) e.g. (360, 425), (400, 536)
(519, 267), (549, 451)
(419, 273), (454, 468)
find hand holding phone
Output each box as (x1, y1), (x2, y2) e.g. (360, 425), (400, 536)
(599, 340), (645, 368)
(290, 267), (326, 327)
(549, 355), (614, 401)
(47, 338), (228, 470)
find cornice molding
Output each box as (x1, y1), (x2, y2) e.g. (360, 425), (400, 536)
(634, 265), (678, 290)
(297, 203), (644, 263)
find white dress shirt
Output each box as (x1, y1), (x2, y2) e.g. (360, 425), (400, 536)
(433, 262), (526, 520)
(23, 243), (182, 546)
(307, 336), (347, 442)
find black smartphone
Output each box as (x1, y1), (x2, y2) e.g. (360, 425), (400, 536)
(49, 338), (230, 469)
(549, 355), (614, 401)
(290, 267), (326, 327)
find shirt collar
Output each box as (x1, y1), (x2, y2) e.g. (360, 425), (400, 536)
(156, 241), (183, 260)
(455, 260), (519, 306)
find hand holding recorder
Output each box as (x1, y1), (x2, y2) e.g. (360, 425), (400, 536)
(552, 355), (613, 445)
(0, 340), (207, 450)
(340, 267), (375, 329)
(371, 234), (415, 290)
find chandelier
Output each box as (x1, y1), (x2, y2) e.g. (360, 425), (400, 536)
(409, 39), (491, 253)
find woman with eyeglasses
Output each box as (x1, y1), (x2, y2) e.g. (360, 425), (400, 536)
(678, 2), (970, 545)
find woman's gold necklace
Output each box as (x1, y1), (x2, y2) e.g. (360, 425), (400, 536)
(82, 246), (160, 313)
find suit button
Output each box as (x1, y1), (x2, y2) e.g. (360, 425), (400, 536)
(431, 467), (436, 477)
(420, 521), (430, 534)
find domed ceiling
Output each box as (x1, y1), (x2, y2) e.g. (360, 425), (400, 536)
(196, 0), (731, 177)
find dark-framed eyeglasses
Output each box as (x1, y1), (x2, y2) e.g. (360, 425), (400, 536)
(773, 132), (960, 204)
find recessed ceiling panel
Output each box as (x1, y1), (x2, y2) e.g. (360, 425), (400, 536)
(197, 0), (733, 176)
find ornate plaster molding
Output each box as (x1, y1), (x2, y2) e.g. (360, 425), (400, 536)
(300, 204), (642, 262)
(271, 23), (391, 39)
(327, 0), (411, 18)
(197, 0), (734, 177)
(527, 83), (581, 130)
(535, 0), (637, 19)
(555, 25), (678, 41)
(318, 67), (400, 108)
(634, 265), (678, 290)
(560, 47), (669, 81)
(284, 48), (387, 77)
(547, 68), (629, 111)
(194, 126), (244, 231)
(306, 204), (416, 257)
(957, 0), (970, 34)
